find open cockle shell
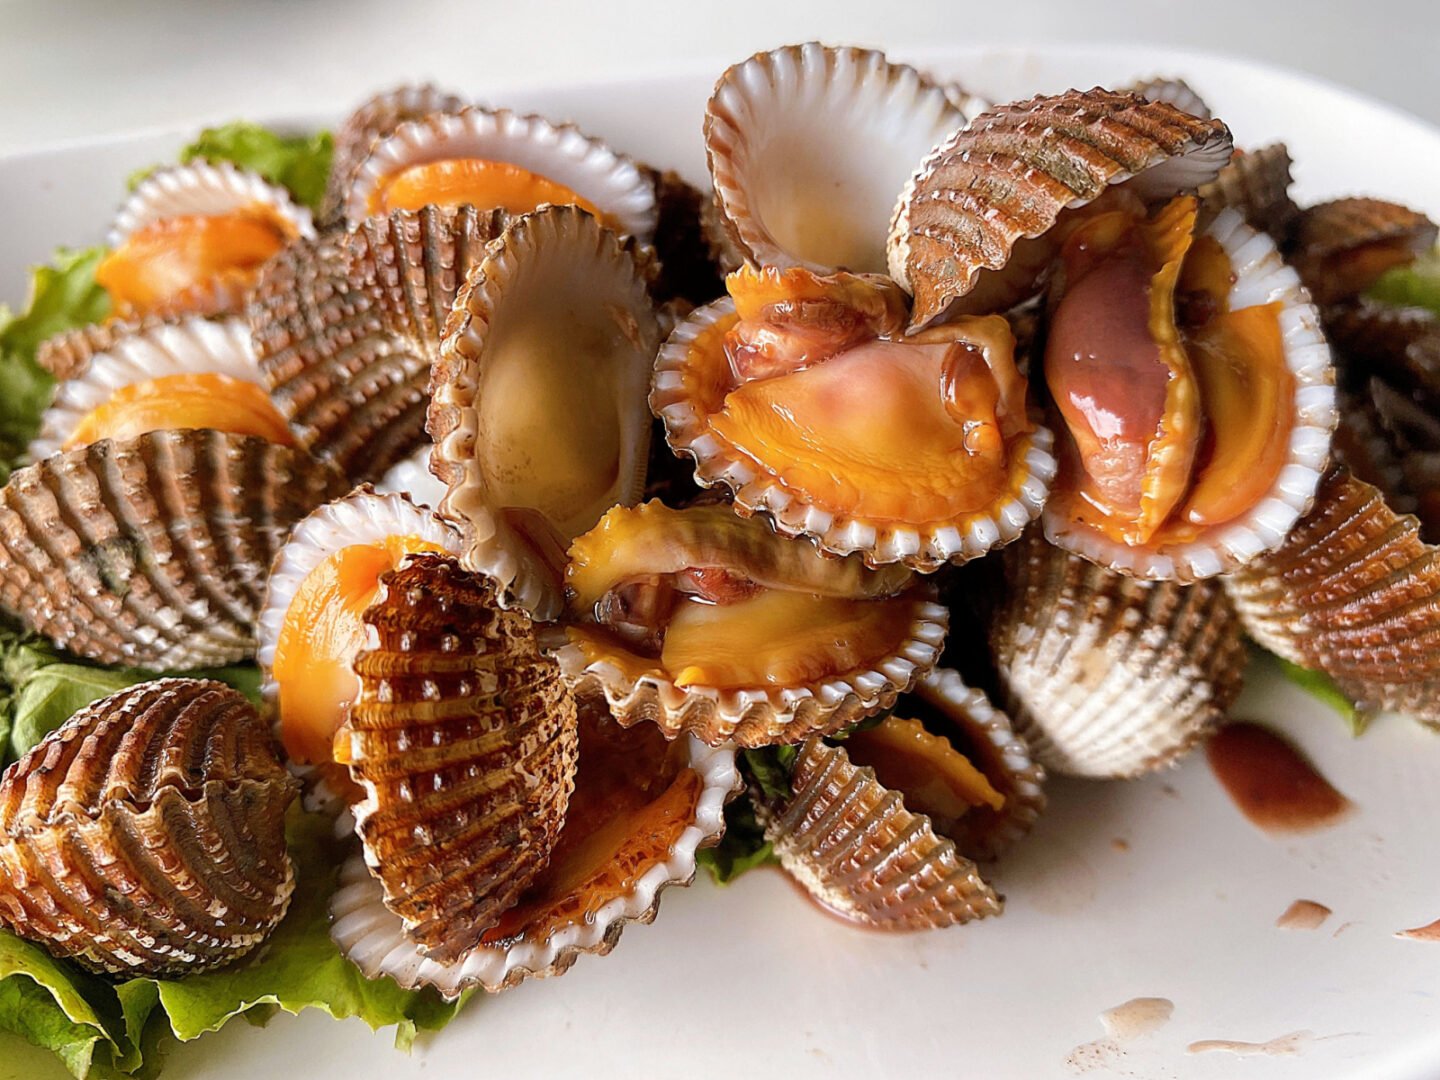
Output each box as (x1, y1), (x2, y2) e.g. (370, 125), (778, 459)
(429, 205), (661, 620)
(340, 554), (579, 962)
(906, 667), (1046, 860)
(249, 206), (510, 482)
(330, 702), (738, 995)
(0, 678), (297, 976)
(29, 314), (266, 459)
(888, 87), (1233, 329)
(987, 531), (1246, 779)
(1289, 197), (1438, 304)
(1199, 143), (1299, 242)
(104, 161), (316, 320)
(323, 82), (468, 226)
(1043, 208), (1338, 581)
(36, 314), (174, 383)
(557, 584), (949, 750)
(705, 42), (966, 273)
(754, 738), (1002, 930)
(651, 292), (1058, 571)
(342, 105), (658, 241)
(0, 430), (348, 668)
(1223, 467), (1440, 727)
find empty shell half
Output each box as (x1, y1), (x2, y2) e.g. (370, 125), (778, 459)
(556, 500), (947, 747)
(889, 87), (1233, 329)
(987, 530), (1247, 779)
(429, 205), (661, 619)
(0, 678), (297, 976)
(705, 42), (966, 273)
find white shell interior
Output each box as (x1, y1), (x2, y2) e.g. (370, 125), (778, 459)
(707, 43), (965, 273)
(434, 208), (658, 621)
(343, 106), (658, 240)
(328, 735), (737, 996)
(1043, 208), (1338, 580)
(109, 159), (316, 246)
(374, 447), (447, 510)
(29, 315), (263, 459)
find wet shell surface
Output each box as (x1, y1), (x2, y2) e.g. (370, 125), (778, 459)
(0, 678), (297, 976)
(342, 105), (658, 240)
(889, 88), (1234, 329)
(323, 82), (468, 226)
(329, 700), (738, 995)
(651, 287), (1058, 571)
(429, 206), (661, 620)
(1223, 467), (1440, 727)
(249, 206), (510, 482)
(0, 429), (348, 668)
(705, 42), (966, 273)
(341, 554), (579, 962)
(1043, 208), (1338, 581)
(906, 667), (1046, 860)
(755, 737), (1002, 930)
(29, 314), (265, 459)
(988, 531), (1247, 779)
(1199, 143), (1299, 242)
(1290, 197), (1438, 304)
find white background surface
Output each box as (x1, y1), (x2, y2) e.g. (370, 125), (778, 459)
(2, 10), (1440, 1080)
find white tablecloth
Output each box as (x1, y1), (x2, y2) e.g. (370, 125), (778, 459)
(0, 0), (1434, 155)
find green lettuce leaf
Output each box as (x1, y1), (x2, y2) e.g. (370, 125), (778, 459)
(695, 795), (777, 885)
(1367, 247), (1440, 316)
(0, 810), (468, 1079)
(1269, 653), (1370, 736)
(152, 123), (333, 212)
(0, 247), (111, 483)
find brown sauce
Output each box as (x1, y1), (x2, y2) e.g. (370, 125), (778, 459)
(481, 706), (700, 945)
(1205, 722), (1353, 834)
(1276, 899), (1332, 930)
(1395, 917), (1440, 941)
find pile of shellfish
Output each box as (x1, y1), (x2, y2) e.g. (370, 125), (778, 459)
(2, 42), (1438, 1008)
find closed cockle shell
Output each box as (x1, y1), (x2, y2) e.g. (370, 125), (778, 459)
(1199, 143), (1300, 242)
(987, 531), (1247, 779)
(322, 83), (467, 227)
(705, 42), (967, 273)
(1223, 467), (1440, 727)
(329, 693), (738, 995)
(1289, 197), (1438, 305)
(0, 678), (297, 976)
(754, 738), (1002, 930)
(429, 206), (661, 620)
(29, 314), (268, 460)
(249, 206), (510, 482)
(341, 105), (658, 241)
(0, 429), (349, 668)
(339, 553), (579, 962)
(888, 87), (1233, 329)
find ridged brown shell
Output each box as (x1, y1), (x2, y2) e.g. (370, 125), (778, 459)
(987, 531), (1246, 779)
(249, 206), (509, 482)
(0, 678), (297, 976)
(755, 738), (1001, 930)
(322, 83), (467, 227)
(1198, 143), (1299, 241)
(1126, 76), (1212, 119)
(341, 554), (579, 963)
(1289, 197), (1438, 304)
(36, 314), (174, 383)
(0, 430), (349, 668)
(1223, 467), (1440, 727)
(888, 87), (1233, 329)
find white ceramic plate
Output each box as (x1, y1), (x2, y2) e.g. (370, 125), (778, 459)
(3, 44), (1439, 1080)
